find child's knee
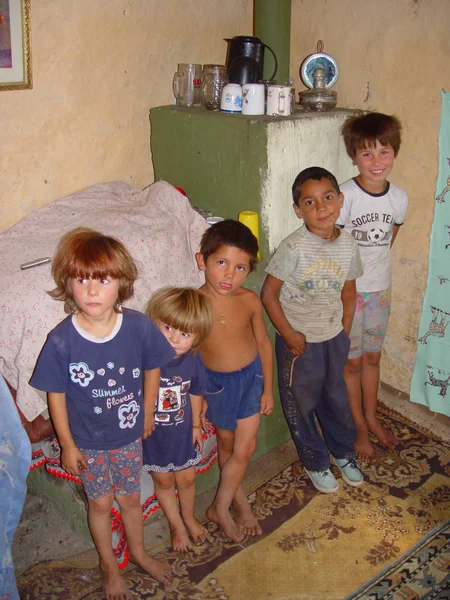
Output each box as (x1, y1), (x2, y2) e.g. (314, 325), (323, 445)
(152, 471), (176, 492)
(234, 437), (257, 462)
(244, 438), (257, 459)
(362, 351), (381, 367)
(216, 428), (235, 453)
(175, 467), (196, 489)
(88, 491), (114, 514)
(345, 356), (362, 375)
(115, 491), (141, 510)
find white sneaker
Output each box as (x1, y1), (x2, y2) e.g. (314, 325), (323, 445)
(333, 458), (364, 487)
(304, 467), (339, 493)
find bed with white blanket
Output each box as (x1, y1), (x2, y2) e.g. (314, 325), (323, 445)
(0, 180), (218, 565)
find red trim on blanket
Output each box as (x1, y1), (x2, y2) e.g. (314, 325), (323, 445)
(111, 507), (129, 568)
(196, 445), (218, 472)
(30, 458), (46, 470)
(47, 466), (82, 484)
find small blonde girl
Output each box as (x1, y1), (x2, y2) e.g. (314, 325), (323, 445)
(142, 287), (213, 552)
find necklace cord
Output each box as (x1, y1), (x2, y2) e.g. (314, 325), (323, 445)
(323, 226), (339, 240)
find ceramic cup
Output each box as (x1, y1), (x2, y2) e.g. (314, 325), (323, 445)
(266, 85), (292, 116)
(220, 83), (243, 113)
(241, 83), (265, 115)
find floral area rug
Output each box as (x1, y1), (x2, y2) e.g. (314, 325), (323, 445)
(17, 404), (450, 600)
(345, 518), (450, 600)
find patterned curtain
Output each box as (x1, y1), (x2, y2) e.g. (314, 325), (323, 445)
(410, 91), (450, 416)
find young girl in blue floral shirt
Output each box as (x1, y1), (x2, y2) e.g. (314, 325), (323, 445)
(31, 228), (174, 600)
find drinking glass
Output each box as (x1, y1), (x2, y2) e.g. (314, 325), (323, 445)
(173, 63), (202, 107)
(201, 64), (228, 111)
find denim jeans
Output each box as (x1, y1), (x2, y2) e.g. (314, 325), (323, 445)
(275, 331), (356, 472)
(0, 376), (31, 600)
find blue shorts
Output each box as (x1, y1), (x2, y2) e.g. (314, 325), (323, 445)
(205, 356), (264, 431)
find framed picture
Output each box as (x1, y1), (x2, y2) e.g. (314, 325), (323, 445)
(0, 0), (32, 90)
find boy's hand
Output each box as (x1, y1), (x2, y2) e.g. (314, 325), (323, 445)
(285, 331), (306, 356)
(200, 397), (208, 431)
(260, 392), (274, 416)
(61, 446), (87, 477)
(143, 412), (155, 439)
(193, 426), (204, 453)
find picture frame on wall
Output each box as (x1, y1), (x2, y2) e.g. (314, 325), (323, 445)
(0, 0), (32, 91)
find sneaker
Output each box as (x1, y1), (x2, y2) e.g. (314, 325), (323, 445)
(304, 467), (339, 494)
(333, 458), (364, 487)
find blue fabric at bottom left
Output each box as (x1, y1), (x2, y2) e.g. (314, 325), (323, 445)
(0, 375), (31, 600)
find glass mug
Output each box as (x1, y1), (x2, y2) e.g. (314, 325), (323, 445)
(201, 64), (228, 111)
(173, 63), (202, 107)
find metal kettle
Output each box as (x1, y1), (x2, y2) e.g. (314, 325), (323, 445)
(224, 36), (278, 85)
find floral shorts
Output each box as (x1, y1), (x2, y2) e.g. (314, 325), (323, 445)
(349, 289), (391, 359)
(79, 439), (142, 500)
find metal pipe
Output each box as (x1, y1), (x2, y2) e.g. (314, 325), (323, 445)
(254, 0), (291, 84)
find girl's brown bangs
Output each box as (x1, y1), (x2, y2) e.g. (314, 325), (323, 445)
(67, 265), (121, 280)
(67, 247), (123, 280)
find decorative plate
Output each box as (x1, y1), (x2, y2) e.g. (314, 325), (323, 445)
(300, 52), (339, 89)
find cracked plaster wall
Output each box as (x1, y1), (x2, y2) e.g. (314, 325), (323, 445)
(0, 0), (252, 231)
(291, 0), (450, 394)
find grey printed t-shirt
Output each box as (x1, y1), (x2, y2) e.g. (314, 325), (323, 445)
(265, 225), (363, 342)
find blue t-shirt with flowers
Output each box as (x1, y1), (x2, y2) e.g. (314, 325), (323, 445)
(30, 308), (174, 450)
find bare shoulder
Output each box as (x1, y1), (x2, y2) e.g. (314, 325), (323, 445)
(238, 287), (262, 310)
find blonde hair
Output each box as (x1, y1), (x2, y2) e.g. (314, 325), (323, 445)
(146, 287), (213, 353)
(49, 227), (138, 314)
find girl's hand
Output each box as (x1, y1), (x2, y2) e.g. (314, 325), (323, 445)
(193, 425), (204, 454)
(143, 412), (155, 439)
(200, 397), (208, 431)
(61, 446), (87, 476)
(260, 392), (274, 416)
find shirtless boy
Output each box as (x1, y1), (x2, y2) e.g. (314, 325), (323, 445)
(196, 219), (274, 543)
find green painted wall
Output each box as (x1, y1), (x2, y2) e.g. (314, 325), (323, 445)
(150, 106), (291, 484)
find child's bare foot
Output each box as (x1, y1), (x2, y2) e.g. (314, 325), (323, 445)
(169, 525), (192, 552)
(128, 551), (172, 585)
(183, 516), (208, 545)
(100, 562), (132, 600)
(234, 506), (262, 536)
(367, 416), (398, 449)
(354, 429), (377, 463)
(235, 511), (262, 536)
(207, 504), (245, 543)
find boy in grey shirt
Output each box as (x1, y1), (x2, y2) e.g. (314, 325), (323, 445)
(261, 167), (364, 493)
